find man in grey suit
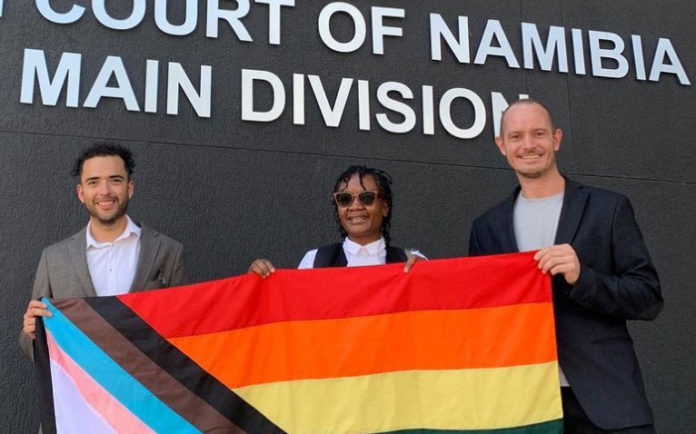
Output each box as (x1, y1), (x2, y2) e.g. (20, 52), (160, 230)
(20, 143), (189, 360)
(469, 99), (662, 433)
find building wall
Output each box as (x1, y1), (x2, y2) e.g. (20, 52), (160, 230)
(1, 1), (694, 431)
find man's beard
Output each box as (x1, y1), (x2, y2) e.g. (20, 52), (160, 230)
(89, 197), (129, 226)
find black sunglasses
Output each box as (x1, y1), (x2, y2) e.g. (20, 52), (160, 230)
(333, 191), (380, 207)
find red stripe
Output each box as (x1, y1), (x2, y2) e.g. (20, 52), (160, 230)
(120, 252), (549, 338)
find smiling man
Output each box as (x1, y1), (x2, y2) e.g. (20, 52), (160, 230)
(468, 99), (663, 433)
(249, 165), (422, 275)
(20, 143), (189, 360)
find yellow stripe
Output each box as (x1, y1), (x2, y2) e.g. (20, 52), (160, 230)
(234, 361), (562, 433)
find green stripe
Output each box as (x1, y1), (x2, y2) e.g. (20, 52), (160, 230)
(381, 419), (563, 434)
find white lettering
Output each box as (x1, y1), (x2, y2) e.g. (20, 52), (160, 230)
(521, 23), (568, 72)
(292, 73), (305, 125)
(376, 82), (416, 134)
(474, 19), (520, 68)
(84, 56), (139, 111)
(35, 0), (85, 24)
(357, 80), (370, 131)
(241, 69), (285, 122)
(308, 76), (353, 127)
(571, 29), (586, 75)
(439, 88), (486, 139)
(255, 0), (294, 45)
(20, 49), (81, 107)
(649, 38), (691, 85)
(422, 85), (435, 135)
(631, 35), (647, 81)
(206, 0), (252, 40)
(371, 7), (404, 55)
(318, 2), (366, 53)
(589, 30), (629, 79)
(144, 59), (158, 113)
(237, 70), (531, 140)
(167, 63), (212, 117)
(154, 0), (197, 36)
(92, 0), (146, 30)
(429, 14), (470, 63)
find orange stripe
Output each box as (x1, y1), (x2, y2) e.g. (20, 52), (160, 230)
(169, 303), (556, 388)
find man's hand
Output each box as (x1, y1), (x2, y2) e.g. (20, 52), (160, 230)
(404, 250), (426, 273)
(534, 244), (581, 285)
(23, 299), (52, 339)
(249, 259), (276, 278)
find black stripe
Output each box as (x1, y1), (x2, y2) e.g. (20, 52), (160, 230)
(56, 298), (244, 433)
(35, 315), (57, 434)
(84, 297), (285, 434)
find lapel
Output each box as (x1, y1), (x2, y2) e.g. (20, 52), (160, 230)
(385, 246), (407, 263)
(554, 178), (589, 245)
(130, 225), (161, 292)
(334, 247), (348, 267)
(67, 228), (97, 297)
(502, 187), (521, 252)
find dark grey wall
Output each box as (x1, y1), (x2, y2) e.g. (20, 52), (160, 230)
(2, 1), (694, 432)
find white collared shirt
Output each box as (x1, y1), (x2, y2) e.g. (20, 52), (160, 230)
(85, 215), (141, 296)
(299, 237), (416, 269)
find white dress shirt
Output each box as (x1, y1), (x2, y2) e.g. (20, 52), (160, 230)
(298, 237), (428, 269)
(298, 237), (388, 269)
(85, 215), (141, 296)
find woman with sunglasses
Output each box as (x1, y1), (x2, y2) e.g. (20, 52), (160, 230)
(249, 165), (422, 276)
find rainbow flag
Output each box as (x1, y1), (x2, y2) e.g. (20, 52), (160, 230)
(35, 252), (563, 433)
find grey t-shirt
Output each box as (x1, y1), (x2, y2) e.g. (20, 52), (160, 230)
(513, 191), (564, 251)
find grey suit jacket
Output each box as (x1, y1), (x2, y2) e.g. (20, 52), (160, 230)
(19, 224), (189, 360)
(469, 178), (662, 430)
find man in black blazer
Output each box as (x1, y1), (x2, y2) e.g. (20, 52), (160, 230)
(469, 99), (662, 433)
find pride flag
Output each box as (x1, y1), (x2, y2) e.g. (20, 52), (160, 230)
(35, 252), (563, 433)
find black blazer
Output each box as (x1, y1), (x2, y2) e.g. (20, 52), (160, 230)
(469, 178), (663, 430)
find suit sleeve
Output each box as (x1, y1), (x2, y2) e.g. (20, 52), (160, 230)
(169, 243), (190, 286)
(19, 249), (52, 361)
(468, 219), (484, 256)
(568, 196), (663, 320)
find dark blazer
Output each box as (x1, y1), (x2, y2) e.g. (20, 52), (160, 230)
(469, 178), (662, 430)
(19, 224), (189, 360)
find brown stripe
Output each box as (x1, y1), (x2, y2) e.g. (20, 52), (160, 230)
(54, 298), (244, 434)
